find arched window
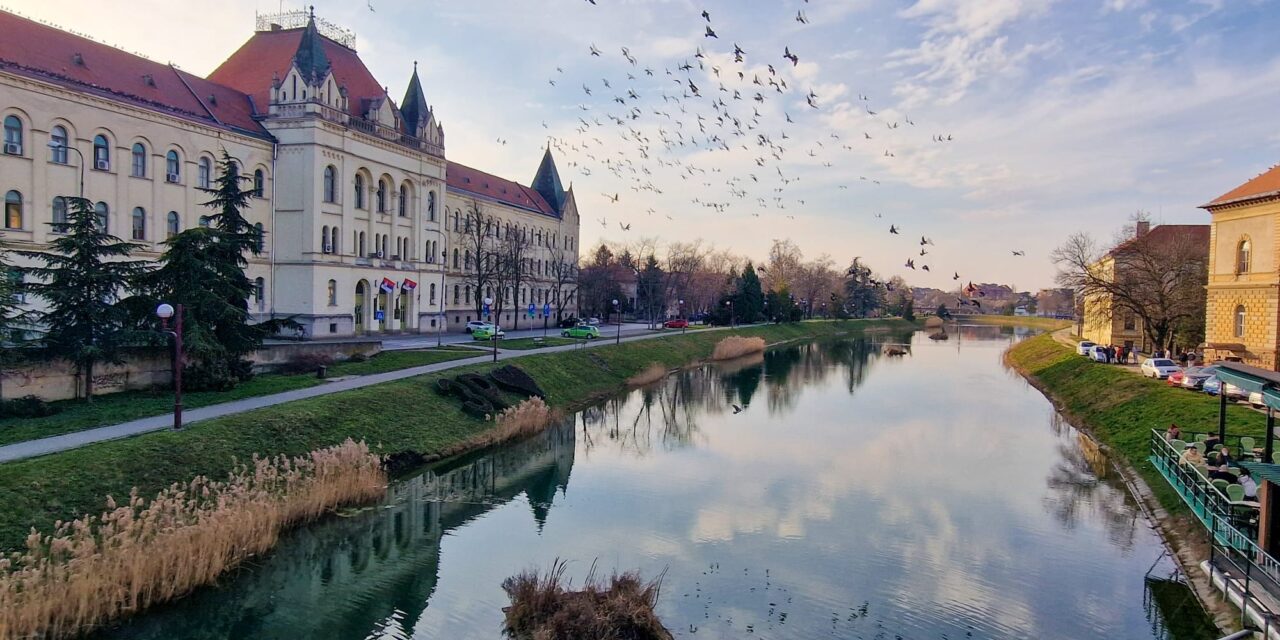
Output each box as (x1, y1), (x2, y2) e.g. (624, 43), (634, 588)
(376, 179), (388, 213)
(453, 284), (460, 304)
(429, 283), (436, 304)
(95, 201), (109, 231)
(4, 191), (22, 229)
(323, 165), (336, 203)
(1235, 305), (1247, 338)
(453, 211), (460, 231)
(131, 143), (147, 177)
(198, 157), (212, 188)
(359, 231), (366, 256)
(381, 235), (388, 258)
(453, 248), (459, 269)
(465, 285), (471, 304)
(254, 277), (265, 308)
(166, 150), (180, 182)
(322, 225), (331, 253)
(49, 126), (68, 164)
(253, 169), (265, 198)
(327, 280), (337, 306)
(93, 135), (110, 170)
(254, 222), (265, 252)
(166, 211), (180, 238)
(427, 191), (436, 221)
(131, 207), (146, 240)
(398, 183), (408, 217)
(465, 250), (472, 269)
(354, 174), (366, 209)
(330, 226), (339, 254)
(198, 215), (210, 228)
(1237, 239), (1252, 275)
(51, 196), (68, 232)
(3, 115), (22, 155)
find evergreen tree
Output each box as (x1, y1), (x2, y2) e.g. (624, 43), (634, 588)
(20, 197), (150, 401)
(736, 262), (765, 323)
(0, 237), (22, 343)
(934, 303), (949, 321)
(636, 254), (666, 324)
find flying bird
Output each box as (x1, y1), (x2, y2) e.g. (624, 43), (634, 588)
(705, 25), (718, 38)
(1012, 250), (1025, 256)
(904, 259), (915, 270)
(889, 225), (899, 234)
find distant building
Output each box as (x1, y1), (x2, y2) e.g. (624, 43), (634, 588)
(1080, 222), (1209, 353)
(1201, 165), (1280, 368)
(1035, 288), (1075, 318)
(0, 8), (580, 338)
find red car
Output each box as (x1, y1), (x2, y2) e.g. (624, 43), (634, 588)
(663, 318), (689, 329)
(1166, 370), (1185, 387)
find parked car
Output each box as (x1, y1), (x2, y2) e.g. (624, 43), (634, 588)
(1204, 375), (1248, 400)
(1140, 358), (1181, 379)
(1089, 346), (1110, 362)
(1166, 370), (1185, 387)
(1077, 340), (1097, 356)
(1181, 366), (1217, 390)
(586, 317), (602, 326)
(562, 324), (600, 339)
(464, 320), (490, 334)
(472, 325), (505, 340)
(1202, 375), (1223, 396)
(663, 318), (689, 329)
(558, 317), (580, 329)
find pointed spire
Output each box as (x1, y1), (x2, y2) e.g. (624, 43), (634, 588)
(293, 8), (331, 85)
(531, 146), (566, 214)
(401, 61), (430, 135)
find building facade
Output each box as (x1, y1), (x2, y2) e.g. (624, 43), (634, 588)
(0, 9), (579, 338)
(1202, 166), (1280, 368)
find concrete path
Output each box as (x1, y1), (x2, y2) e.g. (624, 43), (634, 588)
(0, 325), (731, 463)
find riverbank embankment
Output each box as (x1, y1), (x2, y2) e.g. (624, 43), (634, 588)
(0, 319), (915, 553)
(1005, 332), (1266, 633)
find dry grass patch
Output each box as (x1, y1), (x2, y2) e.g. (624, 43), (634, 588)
(626, 363), (669, 387)
(502, 559), (672, 640)
(474, 397), (564, 448)
(711, 336), (766, 361)
(0, 439), (385, 639)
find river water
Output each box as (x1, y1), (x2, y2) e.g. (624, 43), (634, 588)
(95, 325), (1217, 639)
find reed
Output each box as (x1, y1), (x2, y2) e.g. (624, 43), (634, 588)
(0, 439), (385, 639)
(484, 397), (562, 446)
(502, 559), (671, 640)
(626, 363), (668, 387)
(711, 335), (766, 361)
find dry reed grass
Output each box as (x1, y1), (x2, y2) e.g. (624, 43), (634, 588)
(479, 397), (563, 448)
(0, 439), (385, 639)
(626, 363), (668, 387)
(502, 559), (672, 640)
(711, 336), (766, 361)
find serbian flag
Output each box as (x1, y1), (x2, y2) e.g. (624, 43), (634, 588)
(380, 277), (396, 293)
(401, 278), (418, 292)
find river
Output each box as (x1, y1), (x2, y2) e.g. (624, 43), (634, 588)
(94, 325), (1217, 639)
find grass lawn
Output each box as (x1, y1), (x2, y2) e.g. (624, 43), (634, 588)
(1005, 333), (1266, 515)
(488, 337), (579, 350)
(0, 318), (918, 550)
(0, 348), (479, 447)
(960, 314), (1073, 331)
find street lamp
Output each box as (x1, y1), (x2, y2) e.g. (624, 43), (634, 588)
(678, 299), (686, 334)
(47, 140), (84, 199)
(613, 298), (621, 344)
(155, 303), (184, 431)
(726, 299), (734, 328)
(484, 296), (497, 362)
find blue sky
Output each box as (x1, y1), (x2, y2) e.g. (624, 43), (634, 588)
(11, 0), (1279, 290)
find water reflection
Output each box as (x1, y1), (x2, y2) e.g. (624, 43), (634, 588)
(94, 326), (1213, 640)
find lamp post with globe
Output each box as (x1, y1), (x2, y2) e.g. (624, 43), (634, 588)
(155, 303), (184, 431)
(613, 298), (621, 344)
(484, 296), (497, 362)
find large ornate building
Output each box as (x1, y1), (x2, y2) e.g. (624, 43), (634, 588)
(0, 8), (579, 338)
(1202, 165), (1280, 368)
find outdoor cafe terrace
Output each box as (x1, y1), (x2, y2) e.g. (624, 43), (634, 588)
(1149, 361), (1280, 636)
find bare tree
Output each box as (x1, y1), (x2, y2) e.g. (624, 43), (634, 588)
(1052, 230), (1207, 352)
(665, 240), (709, 314)
(458, 199), (500, 322)
(766, 238), (805, 292)
(548, 241), (579, 322)
(496, 224), (534, 330)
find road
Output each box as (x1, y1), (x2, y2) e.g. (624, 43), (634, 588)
(379, 321), (657, 350)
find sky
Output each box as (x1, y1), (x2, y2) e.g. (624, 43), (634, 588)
(8, 0), (1279, 290)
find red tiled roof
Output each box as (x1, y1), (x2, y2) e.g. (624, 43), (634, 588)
(1205, 165), (1280, 208)
(209, 26), (389, 122)
(1110, 224), (1209, 256)
(0, 9), (266, 137)
(447, 161), (559, 217)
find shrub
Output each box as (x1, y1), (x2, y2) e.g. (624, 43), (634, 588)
(502, 559), (671, 640)
(0, 395), (60, 419)
(182, 358), (254, 392)
(279, 353), (334, 376)
(346, 352), (369, 363)
(490, 365), (545, 398)
(711, 336), (766, 361)
(0, 439), (385, 638)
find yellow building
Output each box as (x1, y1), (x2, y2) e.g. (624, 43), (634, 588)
(1080, 222), (1209, 355)
(1202, 165), (1280, 368)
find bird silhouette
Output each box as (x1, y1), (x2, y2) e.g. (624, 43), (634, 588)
(701, 9), (711, 21)
(1012, 250), (1025, 256)
(889, 225), (899, 234)
(732, 404), (743, 414)
(705, 25), (718, 38)
(619, 222), (631, 231)
(905, 259), (915, 269)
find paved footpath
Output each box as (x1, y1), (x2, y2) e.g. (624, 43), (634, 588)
(0, 326), (729, 464)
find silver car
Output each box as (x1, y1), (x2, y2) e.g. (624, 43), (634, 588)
(1180, 366), (1217, 390)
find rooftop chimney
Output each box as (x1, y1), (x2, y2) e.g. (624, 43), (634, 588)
(1136, 220), (1151, 238)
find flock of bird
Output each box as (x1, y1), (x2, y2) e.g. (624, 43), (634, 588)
(517, 2), (1027, 298)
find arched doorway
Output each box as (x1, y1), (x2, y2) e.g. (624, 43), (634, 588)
(354, 280), (369, 334)
(377, 289), (389, 332)
(397, 289), (411, 332)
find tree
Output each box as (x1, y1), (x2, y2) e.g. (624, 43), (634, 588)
(765, 287), (800, 322)
(548, 243), (579, 321)
(843, 257), (884, 318)
(1052, 229), (1207, 353)
(0, 237), (21, 344)
(766, 238), (805, 291)
(736, 262), (765, 323)
(934, 303), (949, 320)
(495, 224), (532, 330)
(20, 197), (150, 401)
(636, 253), (666, 327)
(459, 199), (500, 322)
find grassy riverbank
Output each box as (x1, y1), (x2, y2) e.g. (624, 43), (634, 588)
(959, 314), (1073, 331)
(1004, 333), (1266, 513)
(0, 319), (915, 551)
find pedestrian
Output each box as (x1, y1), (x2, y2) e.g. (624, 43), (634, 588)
(1129, 350), (1138, 365)
(1165, 423), (1182, 441)
(1204, 432), (1222, 451)
(1214, 446), (1236, 467)
(1179, 443), (1204, 466)
(1239, 469), (1259, 500)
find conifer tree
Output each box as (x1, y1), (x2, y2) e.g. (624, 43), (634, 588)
(736, 262), (765, 323)
(20, 197), (149, 401)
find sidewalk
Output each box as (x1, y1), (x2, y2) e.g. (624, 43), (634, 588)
(0, 325), (727, 463)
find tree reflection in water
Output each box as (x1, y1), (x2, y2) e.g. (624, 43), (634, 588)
(1042, 412), (1142, 552)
